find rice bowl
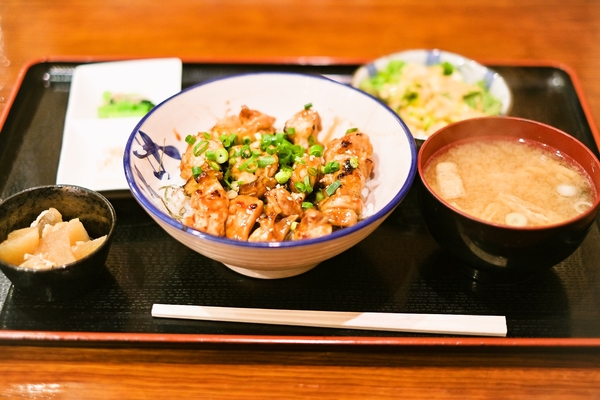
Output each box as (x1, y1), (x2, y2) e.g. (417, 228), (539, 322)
(124, 72), (417, 278)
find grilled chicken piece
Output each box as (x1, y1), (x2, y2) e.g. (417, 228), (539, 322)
(289, 154), (323, 199)
(248, 214), (298, 242)
(211, 105), (276, 143)
(319, 130), (374, 227)
(229, 142), (279, 186)
(264, 187), (303, 217)
(292, 208), (332, 240)
(238, 176), (277, 199)
(182, 171), (229, 237)
(322, 130), (374, 179)
(180, 136), (226, 181)
(284, 107), (322, 149)
(247, 187), (302, 242)
(225, 195), (264, 241)
(318, 192), (363, 226)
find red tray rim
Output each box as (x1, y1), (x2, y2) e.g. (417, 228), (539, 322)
(1, 56), (600, 348)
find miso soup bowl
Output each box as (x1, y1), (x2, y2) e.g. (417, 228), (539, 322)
(418, 117), (600, 283)
(0, 185), (116, 301)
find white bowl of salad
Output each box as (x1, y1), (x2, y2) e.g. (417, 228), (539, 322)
(124, 72), (417, 279)
(352, 49), (512, 141)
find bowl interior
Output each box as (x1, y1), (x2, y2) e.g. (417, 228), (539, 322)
(124, 72), (417, 248)
(418, 117), (600, 227)
(351, 49), (512, 141)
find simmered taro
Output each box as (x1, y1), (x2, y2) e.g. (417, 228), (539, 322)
(0, 208), (107, 269)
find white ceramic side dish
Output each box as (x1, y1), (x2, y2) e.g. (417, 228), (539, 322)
(56, 58), (182, 191)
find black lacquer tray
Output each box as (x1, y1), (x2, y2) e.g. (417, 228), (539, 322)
(0, 59), (599, 347)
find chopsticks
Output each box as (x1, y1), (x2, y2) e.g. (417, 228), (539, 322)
(151, 304), (507, 337)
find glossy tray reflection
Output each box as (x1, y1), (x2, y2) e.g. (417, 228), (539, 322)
(0, 61), (599, 345)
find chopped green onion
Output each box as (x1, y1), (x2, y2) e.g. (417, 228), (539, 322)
(346, 127), (358, 134)
(326, 180), (342, 196)
(260, 134), (274, 151)
(185, 135), (196, 145)
(315, 190), (325, 203)
(193, 140), (209, 156)
(240, 157), (258, 173)
(265, 145), (279, 155)
(302, 202), (314, 209)
(205, 150), (216, 161)
(307, 167), (318, 176)
(441, 61), (454, 76)
(307, 135), (316, 146)
(240, 145), (253, 159)
(321, 161), (340, 174)
(294, 181), (306, 192)
(275, 168), (292, 184)
(203, 132), (212, 139)
(191, 165), (203, 179)
(304, 102), (313, 110)
(215, 148), (229, 164)
(286, 127), (296, 135)
(223, 168), (234, 189)
(257, 156), (276, 168)
(291, 144), (305, 157)
(277, 146), (293, 165)
(242, 137), (252, 145)
(349, 157), (359, 169)
(303, 176), (313, 194)
(309, 144), (324, 157)
(209, 161), (220, 171)
(294, 176), (312, 193)
(220, 134), (237, 148)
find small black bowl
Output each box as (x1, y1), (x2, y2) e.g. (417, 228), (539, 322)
(418, 117), (600, 283)
(0, 185), (116, 301)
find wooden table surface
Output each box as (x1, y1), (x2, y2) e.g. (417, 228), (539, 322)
(1, 0), (600, 398)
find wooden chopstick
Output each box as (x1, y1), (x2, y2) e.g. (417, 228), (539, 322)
(151, 304), (507, 337)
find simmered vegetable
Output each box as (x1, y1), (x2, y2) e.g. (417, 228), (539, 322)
(359, 60), (502, 139)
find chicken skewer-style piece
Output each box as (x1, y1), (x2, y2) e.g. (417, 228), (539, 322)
(292, 208), (333, 240)
(211, 105), (276, 144)
(228, 141), (279, 188)
(318, 130), (374, 227)
(289, 153), (323, 200)
(225, 195), (264, 241)
(248, 214), (299, 242)
(182, 169), (230, 237)
(284, 106), (325, 200)
(180, 133), (228, 182)
(283, 105), (322, 149)
(180, 106), (280, 239)
(248, 186), (302, 242)
(180, 131), (231, 237)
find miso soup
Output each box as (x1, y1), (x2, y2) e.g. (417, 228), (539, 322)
(423, 136), (596, 227)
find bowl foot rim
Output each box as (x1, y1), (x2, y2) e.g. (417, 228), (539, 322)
(459, 264), (546, 285)
(223, 263), (320, 279)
